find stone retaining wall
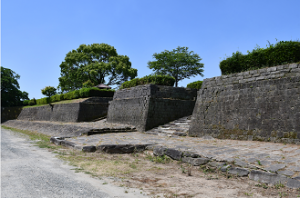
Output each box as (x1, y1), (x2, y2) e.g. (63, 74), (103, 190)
(1, 106), (23, 123)
(107, 84), (197, 131)
(17, 97), (112, 122)
(189, 63), (300, 143)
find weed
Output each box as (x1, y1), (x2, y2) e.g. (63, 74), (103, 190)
(244, 192), (253, 196)
(129, 163), (137, 169)
(146, 154), (171, 164)
(275, 182), (285, 189)
(279, 191), (287, 197)
(257, 160), (262, 166)
(255, 183), (268, 189)
(181, 165), (186, 174)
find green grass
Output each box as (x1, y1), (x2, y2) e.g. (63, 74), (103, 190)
(22, 98), (87, 109)
(1, 125), (56, 149)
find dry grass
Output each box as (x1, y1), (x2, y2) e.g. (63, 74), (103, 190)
(3, 125), (300, 198)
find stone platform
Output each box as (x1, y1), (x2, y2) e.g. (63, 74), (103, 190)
(51, 129), (300, 189)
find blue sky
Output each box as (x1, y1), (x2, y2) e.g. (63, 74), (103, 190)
(2, 0), (300, 99)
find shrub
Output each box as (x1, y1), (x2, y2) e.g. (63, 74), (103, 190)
(120, 75), (175, 89)
(50, 94), (64, 103)
(220, 40), (300, 75)
(36, 97), (49, 105)
(23, 100), (30, 106)
(187, 81), (203, 89)
(28, 98), (37, 106)
(33, 87), (115, 106)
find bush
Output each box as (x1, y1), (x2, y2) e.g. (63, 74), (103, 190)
(187, 81), (203, 89)
(33, 88), (115, 106)
(120, 75), (175, 89)
(23, 100), (30, 106)
(36, 97), (49, 105)
(220, 40), (300, 75)
(50, 94), (64, 103)
(28, 98), (37, 106)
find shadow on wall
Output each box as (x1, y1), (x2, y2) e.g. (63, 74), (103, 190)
(1, 106), (23, 123)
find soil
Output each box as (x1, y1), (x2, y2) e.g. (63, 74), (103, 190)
(57, 149), (300, 198)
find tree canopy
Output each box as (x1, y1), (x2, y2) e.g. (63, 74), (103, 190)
(1, 67), (29, 107)
(147, 46), (204, 87)
(58, 43), (138, 92)
(41, 86), (57, 98)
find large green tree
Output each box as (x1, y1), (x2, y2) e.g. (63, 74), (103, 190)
(1, 67), (29, 107)
(147, 46), (204, 87)
(58, 43), (137, 92)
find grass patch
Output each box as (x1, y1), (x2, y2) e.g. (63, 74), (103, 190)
(22, 98), (86, 109)
(1, 125), (56, 149)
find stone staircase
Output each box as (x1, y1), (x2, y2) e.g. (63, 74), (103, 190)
(145, 116), (192, 136)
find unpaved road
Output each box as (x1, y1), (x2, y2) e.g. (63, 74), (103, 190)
(1, 128), (146, 198)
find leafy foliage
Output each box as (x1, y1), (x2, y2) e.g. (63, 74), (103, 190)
(58, 43), (137, 92)
(36, 87), (115, 105)
(220, 40), (300, 75)
(119, 75), (175, 89)
(82, 80), (94, 88)
(148, 46), (204, 87)
(1, 67), (29, 107)
(187, 81), (203, 89)
(41, 86), (57, 98)
(28, 98), (36, 106)
(23, 100), (30, 106)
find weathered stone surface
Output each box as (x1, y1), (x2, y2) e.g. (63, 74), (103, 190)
(182, 157), (209, 166)
(17, 97), (112, 122)
(97, 144), (148, 154)
(153, 146), (167, 156)
(287, 179), (300, 189)
(277, 170), (295, 176)
(50, 136), (65, 145)
(82, 146), (96, 152)
(207, 161), (226, 168)
(265, 164), (286, 172)
(183, 151), (200, 158)
(292, 176), (300, 181)
(234, 160), (248, 168)
(165, 148), (183, 160)
(221, 165), (231, 172)
(61, 140), (76, 148)
(228, 167), (249, 177)
(107, 84), (197, 131)
(249, 170), (288, 185)
(189, 63), (300, 143)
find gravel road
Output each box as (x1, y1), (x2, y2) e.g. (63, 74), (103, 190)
(1, 128), (146, 198)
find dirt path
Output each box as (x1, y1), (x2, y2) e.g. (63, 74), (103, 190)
(1, 128), (145, 198)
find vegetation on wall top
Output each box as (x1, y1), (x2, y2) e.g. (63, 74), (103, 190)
(23, 87), (115, 106)
(119, 75), (175, 89)
(187, 81), (202, 90)
(220, 40), (300, 75)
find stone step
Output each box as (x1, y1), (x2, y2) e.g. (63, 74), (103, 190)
(146, 116), (191, 136)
